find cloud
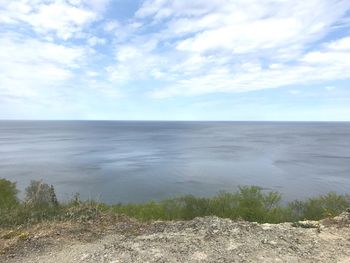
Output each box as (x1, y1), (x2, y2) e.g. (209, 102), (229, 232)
(0, 34), (86, 65)
(105, 37), (167, 85)
(28, 2), (95, 39)
(87, 36), (106, 46)
(150, 41), (350, 98)
(125, 0), (350, 98)
(325, 36), (350, 51)
(82, 0), (111, 13)
(0, 0), (118, 112)
(147, 32), (350, 98)
(0, 0), (109, 39)
(1, 0), (350, 120)
(103, 20), (120, 32)
(0, 33), (87, 99)
(136, 0), (227, 20)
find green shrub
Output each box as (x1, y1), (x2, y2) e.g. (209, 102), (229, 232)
(287, 192), (350, 221)
(0, 178), (19, 209)
(109, 187), (349, 223)
(236, 186), (267, 222)
(25, 180), (59, 208)
(207, 191), (238, 218)
(173, 195), (210, 220)
(0, 179), (349, 227)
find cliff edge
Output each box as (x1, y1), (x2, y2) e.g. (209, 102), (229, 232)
(2, 210), (350, 263)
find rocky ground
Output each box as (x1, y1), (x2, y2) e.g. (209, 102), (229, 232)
(1, 211), (350, 263)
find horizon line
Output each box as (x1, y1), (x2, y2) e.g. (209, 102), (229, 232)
(1, 119), (350, 122)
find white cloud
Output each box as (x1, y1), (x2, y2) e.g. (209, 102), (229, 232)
(176, 18), (303, 54)
(104, 21), (144, 43)
(0, 34), (86, 99)
(103, 20), (120, 32)
(301, 37), (350, 68)
(87, 36), (106, 46)
(82, 0), (111, 13)
(126, 0), (350, 98)
(107, 44), (165, 84)
(325, 37), (350, 51)
(1, 0), (350, 115)
(172, 0), (349, 55)
(0, 0), (108, 39)
(116, 46), (142, 62)
(0, 34), (86, 66)
(27, 2), (95, 39)
(136, 0), (228, 20)
(302, 50), (350, 65)
(149, 36), (350, 98)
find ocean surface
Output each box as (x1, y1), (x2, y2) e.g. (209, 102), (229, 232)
(0, 121), (350, 204)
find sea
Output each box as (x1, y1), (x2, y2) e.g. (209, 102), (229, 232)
(0, 121), (349, 204)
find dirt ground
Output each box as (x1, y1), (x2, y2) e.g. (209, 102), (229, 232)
(1, 211), (350, 263)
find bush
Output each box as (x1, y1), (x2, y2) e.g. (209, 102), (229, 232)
(0, 179), (349, 227)
(208, 191), (238, 218)
(110, 187), (349, 223)
(111, 187), (288, 223)
(287, 192), (350, 221)
(173, 195), (211, 220)
(235, 186), (283, 222)
(25, 180), (58, 208)
(0, 178), (19, 209)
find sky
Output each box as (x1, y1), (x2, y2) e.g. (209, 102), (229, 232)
(0, 0), (350, 121)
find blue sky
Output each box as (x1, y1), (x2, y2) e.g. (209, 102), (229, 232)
(0, 0), (350, 120)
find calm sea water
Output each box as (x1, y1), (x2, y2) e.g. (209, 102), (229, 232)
(0, 121), (350, 203)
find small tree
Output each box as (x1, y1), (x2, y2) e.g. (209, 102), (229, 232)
(50, 185), (59, 207)
(0, 178), (19, 209)
(25, 180), (58, 207)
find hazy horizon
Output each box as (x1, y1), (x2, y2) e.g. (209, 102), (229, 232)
(1, 120), (350, 122)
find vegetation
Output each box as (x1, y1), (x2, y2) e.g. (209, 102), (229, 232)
(24, 180), (58, 208)
(0, 179), (19, 210)
(0, 179), (349, 227)
(111, 187), (349, 223)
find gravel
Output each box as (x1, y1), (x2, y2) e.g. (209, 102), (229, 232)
(2, 211), (350, 263)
